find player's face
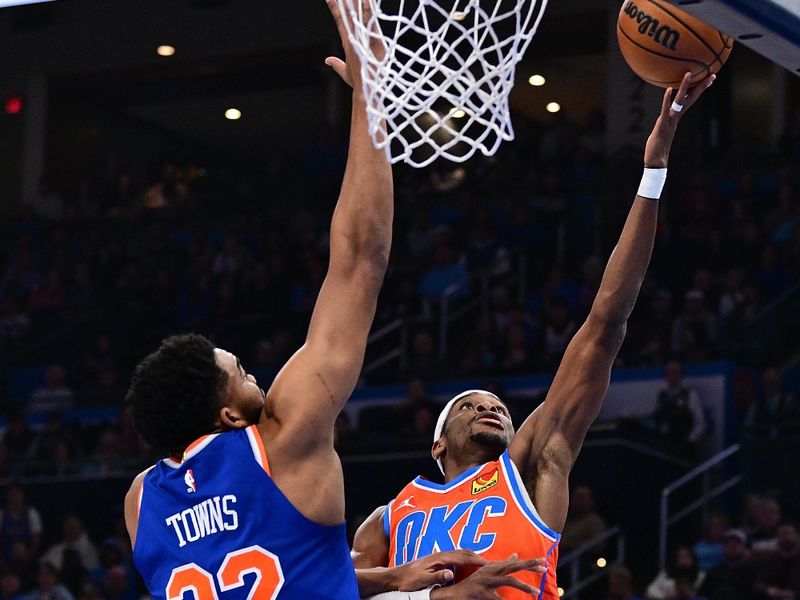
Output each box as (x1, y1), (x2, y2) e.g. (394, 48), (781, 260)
(444, 393), (514, 456)
(214, 349), (266, 426)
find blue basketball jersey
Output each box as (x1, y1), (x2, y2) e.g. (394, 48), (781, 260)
(133, 426), (359, 600)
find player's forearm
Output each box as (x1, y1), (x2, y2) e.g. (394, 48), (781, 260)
(356, 567), (401, 597)
(329, 93), (394, 278)
(589, 196), (658, 329)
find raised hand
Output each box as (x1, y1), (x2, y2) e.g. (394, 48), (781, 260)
(430, 555), (547, 600)
(324, 0), (385, 90)
(644, 71), (715, 168)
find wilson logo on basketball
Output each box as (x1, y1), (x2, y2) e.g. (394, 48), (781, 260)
(471, 469), (499, 495)
(622, 1), (680, 51)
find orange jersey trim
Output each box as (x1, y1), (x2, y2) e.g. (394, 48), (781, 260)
(246, 425), (271, 475)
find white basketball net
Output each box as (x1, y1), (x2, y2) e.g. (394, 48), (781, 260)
(336, 0), (549, 168)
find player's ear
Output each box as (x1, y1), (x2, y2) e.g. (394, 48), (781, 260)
(431, 437), (445, 461)
(219, 406), (248, 430)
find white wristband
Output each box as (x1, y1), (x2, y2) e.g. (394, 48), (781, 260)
(364, 591), (431, 600)
(637, 167), (667, 200)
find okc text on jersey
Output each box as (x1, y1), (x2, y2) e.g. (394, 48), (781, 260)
(394, 496), (507, 565)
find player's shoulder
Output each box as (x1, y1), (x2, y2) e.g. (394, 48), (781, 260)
(124, 465), (156, 548)
(125, 465), (156, 508)
(352, 504), (389, 549)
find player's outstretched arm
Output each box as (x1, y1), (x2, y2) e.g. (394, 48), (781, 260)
(263, 1), (392, 452)
(508, 72), (715, 531)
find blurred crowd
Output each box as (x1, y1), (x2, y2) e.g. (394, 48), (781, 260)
(559, 486), (799, 600)
(2, 111), (799, 394)
(0, 484), (138, 600)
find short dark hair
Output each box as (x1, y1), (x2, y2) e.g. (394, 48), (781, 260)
(126, 334), (228, 456)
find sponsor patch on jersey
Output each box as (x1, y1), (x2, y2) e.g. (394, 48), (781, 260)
(471, 468), (498, 495)
(185, 469), (197, 493)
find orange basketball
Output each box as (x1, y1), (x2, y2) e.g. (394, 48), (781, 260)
(617, 0), (733, 88)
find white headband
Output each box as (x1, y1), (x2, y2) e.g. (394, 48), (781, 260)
(433, 389), (501, 475)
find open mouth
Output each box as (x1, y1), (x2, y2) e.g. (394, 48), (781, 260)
(474, 414), (505, 431)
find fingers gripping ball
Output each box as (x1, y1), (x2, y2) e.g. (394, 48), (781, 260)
(617, 0), (733, 88)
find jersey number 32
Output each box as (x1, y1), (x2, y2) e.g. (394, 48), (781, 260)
(166, 545), (284, 600)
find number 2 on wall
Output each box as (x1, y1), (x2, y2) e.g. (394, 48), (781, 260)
(166, 545), (284, 600)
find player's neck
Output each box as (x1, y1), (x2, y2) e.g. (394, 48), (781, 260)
(442, 455), (490, 483)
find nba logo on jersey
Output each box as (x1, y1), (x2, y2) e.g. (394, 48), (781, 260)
(185, 469), (196, 493)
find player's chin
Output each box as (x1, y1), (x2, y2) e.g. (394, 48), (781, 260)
(469, 430), (509, 452)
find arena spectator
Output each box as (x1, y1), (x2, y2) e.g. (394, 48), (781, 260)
(408, 404), (436, 438)
(672, 574), (704, 600)
(694, 513), (729, 572)
(27, 367), (74, 415)
(751, 498), (782, 553)
(8, 542), (37, 592)
(501, 323), (535, 373)
(2, 412), (33, 461)
(0, 298), (31, 342)
(29, 413), (74, 464)
(41, 515), (99, 572)
(47, 440), (80, 477)
(646, 546), (705, 600)
(90, 539), (138, 600)
(698, 529), (758, 600)
(540, 297), (577, 369)
(560, 485), (607, 555)
(0, 485), (42, 567)
(606, 566), (644, 600)
(25, 562), (73, 600)
(398, 378), (436, 438)
(653, 361), (707, 460)
(746, 368), (800, 437)
(405, 208), (439, 262)
(743, 493), (766, 538)
(80, 334), (121, 406)
(75, 584), (101, 600)
(417, 239), (471, 302)
(406, 331), (442, 379)
(671, 290), (718, 356)
(99, 565), (135, 600)
(59, 548), (89, 599)
(754, 521), (800, 598)
(718, 268), (747, 320)
(633, 290), (673, 366)
(0, 572), (22, 600)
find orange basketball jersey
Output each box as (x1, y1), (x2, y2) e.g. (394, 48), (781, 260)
(384, 451), (560, 600)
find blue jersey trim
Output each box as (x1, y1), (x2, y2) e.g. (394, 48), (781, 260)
(500, 452), (560, 541)
(412, 462), (483, 492)
(383, 502), (392, 539)
(537, 539), (560, 600)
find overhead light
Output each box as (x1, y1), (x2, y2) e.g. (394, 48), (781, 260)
(557, 588), (565, 597)
(546, 102), (561, 113)
(448, 108), (467, 119)
(596, 557), (607, 568)
(0, 0), (56, 7)
(225, 108), (242, 121)
(528, 74), (546, 86)
(157, 45), (176, 57)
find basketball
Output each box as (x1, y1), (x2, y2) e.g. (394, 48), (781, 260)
(617, 0), (733, 88)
